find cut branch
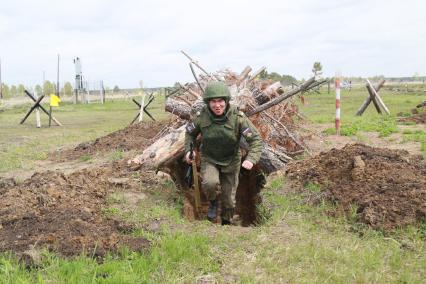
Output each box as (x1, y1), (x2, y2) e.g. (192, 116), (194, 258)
(247, 77), (316, 116)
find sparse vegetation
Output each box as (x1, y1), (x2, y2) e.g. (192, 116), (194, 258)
(1, 87), (425, 283)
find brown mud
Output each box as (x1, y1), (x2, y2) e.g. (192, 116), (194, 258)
(0, 161), (153, 259)
(1, 122), (168, 259)
(0, 120), (264, 260)
(286, 143), (426, 230)
(399, 101), (426, 124)
(50, 121), (166, 161)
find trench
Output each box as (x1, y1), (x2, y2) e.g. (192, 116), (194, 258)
(167, 158), (266, 226)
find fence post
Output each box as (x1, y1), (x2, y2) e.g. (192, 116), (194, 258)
(335, 73), (341, 135)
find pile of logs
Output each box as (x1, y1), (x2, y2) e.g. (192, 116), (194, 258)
(130, 51), (321, 174)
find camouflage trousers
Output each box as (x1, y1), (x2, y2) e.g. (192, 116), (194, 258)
(200, 158), (240, 221)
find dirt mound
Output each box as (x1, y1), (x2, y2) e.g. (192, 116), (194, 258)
(0, 161), (155, 258)
(399, 101), (426, 124)
(286, 143), (426, 230)
(50, 121), (166, 161)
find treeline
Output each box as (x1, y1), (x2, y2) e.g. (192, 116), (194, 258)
(258, 70), (298, 86)
(0, 81), (74, 98)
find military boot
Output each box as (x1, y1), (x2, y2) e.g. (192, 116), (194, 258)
(221, 208), (234, 226)
(207, 199), (217, 220)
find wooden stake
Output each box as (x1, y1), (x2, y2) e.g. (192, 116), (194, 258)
(366, 79), (390, 115)
(139, 94), (146, 122)
(247, 77), (316, 116)
(49, 106), (52, 127)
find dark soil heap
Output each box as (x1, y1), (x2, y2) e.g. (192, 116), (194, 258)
(0, 122), (169, 258)
(0, 162), (152, 258)
(399, 100), (426, 124)
(286, 143), (426, 230)
(50, 121), (166, 161)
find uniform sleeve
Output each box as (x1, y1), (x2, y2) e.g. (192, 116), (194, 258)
(184, 118), (200, 154)
(239, 114), (263, 164)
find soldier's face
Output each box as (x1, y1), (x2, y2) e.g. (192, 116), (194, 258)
(209, 98), (226, 116)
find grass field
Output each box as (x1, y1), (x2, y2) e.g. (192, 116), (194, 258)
(0, 87), (425, 283)
(0, 95), (168, 173)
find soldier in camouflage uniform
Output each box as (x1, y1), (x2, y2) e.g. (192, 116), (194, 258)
(184, 82), (262, 225)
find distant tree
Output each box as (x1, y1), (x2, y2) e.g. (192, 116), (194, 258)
(312, 62), (323, 75)
(280, 75), (297, 86)
(62, 82), (73, 96)
(268, 72), (282, 82)
(259, 69), (268, 79)
(34, 84), (43, 96)
(17, 84), (25, 96)
(1, 83), (10, 97)
(43, 80), (55, 95)
(113, 85), (120, 93)
(413, 72), (421, 82)
(10, 85), (17, 96)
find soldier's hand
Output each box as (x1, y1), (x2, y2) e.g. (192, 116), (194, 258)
(241, 160), (253, 170)
(185, 151), (195, 164)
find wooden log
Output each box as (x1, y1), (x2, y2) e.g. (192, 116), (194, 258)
(253, 81), (283, 105)
(130, 124), (289, 175)
(129, 125), (186, 169)
(138, 94), (146, 122)
(366, 80), (385, 113)
(356, 80), (385, 116)
(247, 77), (316, 116)
(35, 107), (41, 128)
(20, 95), (45, 124)
(165, 98), (192, 120)
(305, 79), (327, 92)
(236, 66), (252, 86)
(178, 83), (201, 99)
(258, 145), (288, 174)
(34, 92), (41, 128)
(366, 79), (390, 115)
(23, 90), (62, 126)
(248, 66), (266, 82)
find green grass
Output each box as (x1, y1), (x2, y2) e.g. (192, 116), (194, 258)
(2, 182), (425, 284)
(208, 176), (426, 283)
(323, 116), (398, 137)
(0, 95), (168, 172)
(401, 129), (426, 157)
(299, 86), (424, 136)
(0, 232), (219, 283)
(1, 89), (426, 283)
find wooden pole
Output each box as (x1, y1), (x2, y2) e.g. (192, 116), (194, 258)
(248, 66), (266, 82)
(20, 95), (45, 124)
(49, 106), (52, 127)
(366, 79), (390, 115)
(138, 94), (146, 122)
(181, 50), (210, 77)
(101, 80), (105, 104)
(356, 79), (385, 115)
(335, 76), (341, 135)
(56, 54), (60, 97)
(23, 90), (62, 126)
(34, 92), (41, 128)
(247, 77), (316, 116)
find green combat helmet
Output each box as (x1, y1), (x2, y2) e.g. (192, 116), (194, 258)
(203, 82), (231, 103)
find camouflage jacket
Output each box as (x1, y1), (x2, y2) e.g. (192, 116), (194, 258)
(184, 105), (262, 171)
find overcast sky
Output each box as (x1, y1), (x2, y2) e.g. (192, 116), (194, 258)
(0, 0), (425, 88)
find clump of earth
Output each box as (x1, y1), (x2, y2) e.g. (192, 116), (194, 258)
(286, 143), (426, 230)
